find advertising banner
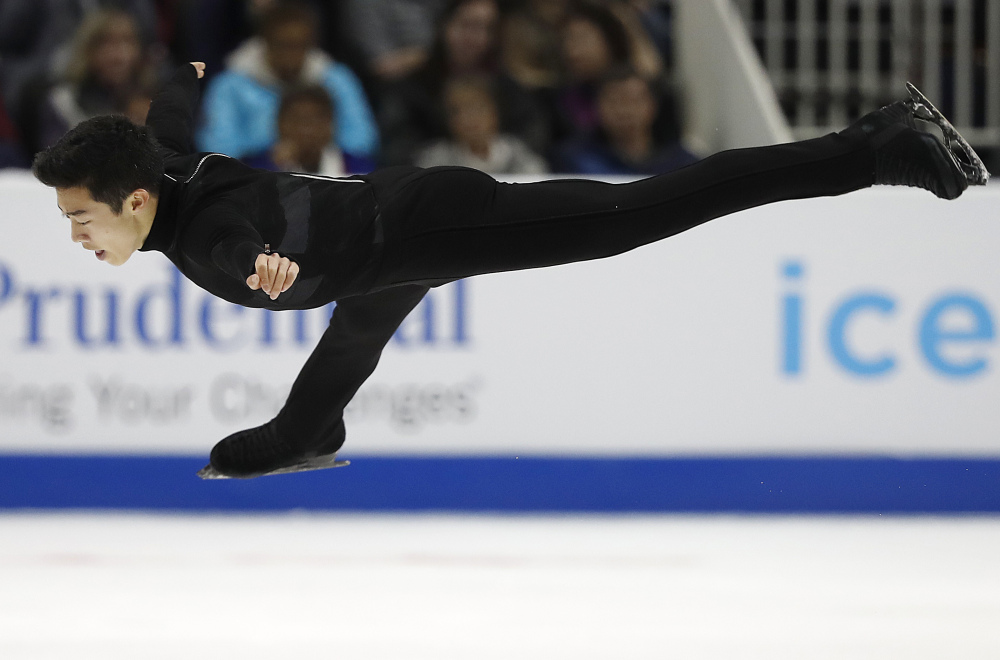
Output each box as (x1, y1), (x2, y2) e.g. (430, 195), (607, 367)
(2, 171), (998, 458)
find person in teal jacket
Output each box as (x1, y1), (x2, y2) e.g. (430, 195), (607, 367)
(197, 1), (378, 160)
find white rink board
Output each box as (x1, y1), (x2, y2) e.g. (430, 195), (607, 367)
(1, 171), (999, 455)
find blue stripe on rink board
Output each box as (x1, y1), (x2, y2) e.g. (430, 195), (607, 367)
(0, 454), (998, 513)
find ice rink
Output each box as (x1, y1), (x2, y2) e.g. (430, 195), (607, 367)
(0, 513), (998, 659)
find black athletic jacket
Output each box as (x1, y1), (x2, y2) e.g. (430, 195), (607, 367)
(142, 64), (428, 452)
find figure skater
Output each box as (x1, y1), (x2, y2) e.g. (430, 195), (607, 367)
(31, 63), (989, 478)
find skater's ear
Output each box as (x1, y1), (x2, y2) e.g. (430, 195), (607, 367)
(124, 188), (154, 215)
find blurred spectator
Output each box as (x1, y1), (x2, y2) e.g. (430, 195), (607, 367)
(500, 0), (570, 90)
(0, 0), (158, 113)
(549, 1), (635, 141)
(553, 67), (696, 175)
(416, 75), (547, 174)
(0, 94), (30, 169)
(613, 0), (674, 69)
(344, 0), (445, 83)
(243, 85), (375, 175)
(164, 0), (342, 81)
(161, 0), (257, 79)
(197, 0), (379, 159)
(379, 0), (548, 166)
(22, 9), (162, 152)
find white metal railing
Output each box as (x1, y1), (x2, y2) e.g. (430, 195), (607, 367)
(731, 0), (1000, 145)
(673, 0), (794, 154)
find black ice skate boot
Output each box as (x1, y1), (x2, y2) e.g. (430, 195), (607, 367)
(197, 420), (349, 479)
(843, 82), (989, 200)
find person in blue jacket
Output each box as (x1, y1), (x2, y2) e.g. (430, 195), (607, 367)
(197, 1), (378, 160)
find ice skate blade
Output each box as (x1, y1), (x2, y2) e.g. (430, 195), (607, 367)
(197, 455), (350, 480)
(905, 82), (991, 185)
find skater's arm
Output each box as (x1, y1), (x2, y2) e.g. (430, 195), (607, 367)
(185, 206), (302, 301)
(145, 62), (205, 156)
(273, 284), (430, 451)
(184, 205), (269, 284)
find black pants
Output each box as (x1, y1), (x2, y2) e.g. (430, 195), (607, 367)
(365, 131), (874, 289)
(274, 130), (876, 455)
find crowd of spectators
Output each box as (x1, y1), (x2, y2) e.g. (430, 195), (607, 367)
(0, 0), (697, 177)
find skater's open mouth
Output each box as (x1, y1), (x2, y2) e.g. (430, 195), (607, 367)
(95, 250), (106, 261)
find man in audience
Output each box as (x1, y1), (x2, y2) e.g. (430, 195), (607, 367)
(198, 0), (379, 160)
(345, 0), (444, 82)
(555, 68), (696, 175)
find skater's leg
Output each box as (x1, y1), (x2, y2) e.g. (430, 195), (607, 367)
(202, 284), (430, 478)
(370, 131), (874, 286)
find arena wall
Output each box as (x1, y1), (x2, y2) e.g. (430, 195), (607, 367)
(1, 171), (997, 511)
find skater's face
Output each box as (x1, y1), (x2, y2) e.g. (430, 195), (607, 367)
(57, 186), (153, 266)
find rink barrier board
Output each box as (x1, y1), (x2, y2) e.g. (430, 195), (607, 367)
(0, 454), (998, 513)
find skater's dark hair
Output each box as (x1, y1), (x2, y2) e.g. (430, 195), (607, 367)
(32, 115), (164, 211)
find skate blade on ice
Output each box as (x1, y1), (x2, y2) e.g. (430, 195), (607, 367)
(906, 82), (991, 185)
(197, 454), (350, 479)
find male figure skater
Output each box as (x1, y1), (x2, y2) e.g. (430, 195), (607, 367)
(32, 63), (988, 478)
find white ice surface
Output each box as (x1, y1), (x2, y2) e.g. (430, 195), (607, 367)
(0, 514), (998, 659)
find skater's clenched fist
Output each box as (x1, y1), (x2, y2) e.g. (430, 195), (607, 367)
(247, 252), (299, 301)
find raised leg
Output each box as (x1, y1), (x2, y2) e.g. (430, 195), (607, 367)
(370, 131), (875, 287)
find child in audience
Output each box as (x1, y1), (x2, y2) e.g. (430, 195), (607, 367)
(416, 75), (548, 174)
(243, 85), (375, 175)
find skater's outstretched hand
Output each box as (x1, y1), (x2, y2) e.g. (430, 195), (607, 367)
(189, 62), (206, 78)
(247, 252), (299, 300)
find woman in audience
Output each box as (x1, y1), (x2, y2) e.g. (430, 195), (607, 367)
(499, 0), (571, 90)
(29, 9), (162, 150)
(378, 0), (547, 166)
(548, 1), (635, 142)
(0, 0), (157, 116)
